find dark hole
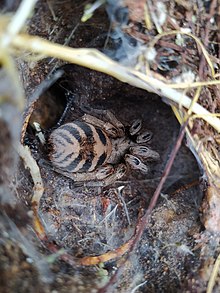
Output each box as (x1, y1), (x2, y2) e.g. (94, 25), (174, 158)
(29, 78), (69, 131)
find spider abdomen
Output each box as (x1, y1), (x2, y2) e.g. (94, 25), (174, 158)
(49, 121), (112, 173)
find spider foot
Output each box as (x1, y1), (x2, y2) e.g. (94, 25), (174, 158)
(125, 154), (149, 173)
(129, 119), (142, 136)
(129, 119), (153, 144)
(136, 131), (153, 144)
(130, 146), (160, 161)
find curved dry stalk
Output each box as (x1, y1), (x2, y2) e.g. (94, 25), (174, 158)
(7, 33), (220, 133)
(206, 253), (220, 293)
(17, 144), (43, 206)
(16, 143), (46, 239)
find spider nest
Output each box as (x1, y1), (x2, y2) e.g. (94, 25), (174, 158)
(0, 0), (220, 292)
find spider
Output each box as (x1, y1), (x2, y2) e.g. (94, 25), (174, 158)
(48, 110), (159, 186)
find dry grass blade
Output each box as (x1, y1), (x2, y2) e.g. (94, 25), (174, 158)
(206, 253), (220, 293)
(7, 33), (220, 133)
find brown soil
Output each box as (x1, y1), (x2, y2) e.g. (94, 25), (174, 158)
(0, 1), (219, 292)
